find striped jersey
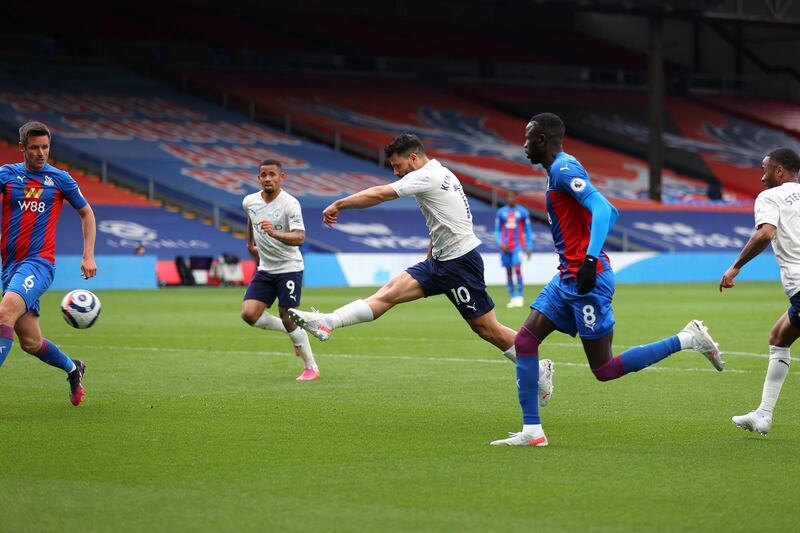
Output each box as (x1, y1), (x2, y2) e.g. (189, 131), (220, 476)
(545, 152), (613, 278)
(0, 163), (87, 267)
(495, 204), (533, 251)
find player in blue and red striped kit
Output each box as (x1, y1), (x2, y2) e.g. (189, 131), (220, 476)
(495, 190), (533, 308)
(491, 113), (724, 446)
(0, 121), (97, 406)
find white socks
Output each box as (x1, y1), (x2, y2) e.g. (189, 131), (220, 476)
(503, 345), (517, 363)
(677, 331), (693, 350)
(522, 424), (544, 436)
(757, 346), (791, 416)
(330, 299), (374, 329)
(252, 312), (317, 370)
(253, 312), (287, 332)
(288, 327), (317, 370)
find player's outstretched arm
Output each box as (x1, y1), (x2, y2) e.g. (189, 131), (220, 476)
(77, 204), (97, 279)
(322, 185), (399, 227)
(720, 223), (775, 291)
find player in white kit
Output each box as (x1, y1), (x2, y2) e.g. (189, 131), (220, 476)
(720, 148), (800, 434)
(241, 159), (319, 381)
(289, 133), (554, 406)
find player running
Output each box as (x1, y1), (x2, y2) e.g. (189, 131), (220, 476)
(289, 133), (554, 405)
(721, 148), (800, 435)
(490, 113), (724, 447)
(495, 190), (533, 308)
(0, 121), (97, 405)
(241, 159), (319, 381)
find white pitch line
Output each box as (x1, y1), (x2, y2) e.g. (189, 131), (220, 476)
(55, 334), (790, 361)
(57, 343), (798, 376)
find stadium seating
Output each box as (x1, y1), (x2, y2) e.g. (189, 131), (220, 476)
(451, 83), (800, 199)
(1, 141), (252, 284)
(179, 71), (745, 205)
(695, 95), (800, 138)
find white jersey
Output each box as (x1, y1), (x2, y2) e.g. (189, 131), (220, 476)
(243, 190), (305, 274)
(390, 159), (482, 261)
(755, 181), (800, 297)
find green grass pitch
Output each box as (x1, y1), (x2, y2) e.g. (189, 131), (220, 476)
(1, 283), (798, 531)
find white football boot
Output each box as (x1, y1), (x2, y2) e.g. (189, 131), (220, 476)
(732, 410), (772, 435)
(490, 431), (548, 447)
(538, 359), (554, 407)
(288, 308), (334, 341)
(681, 320), (724, 371)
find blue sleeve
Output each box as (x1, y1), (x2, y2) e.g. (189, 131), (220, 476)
(523, 212), (533, 251)
(0, 165), (11, 187)
(494, 211), (502, 246)
(583, 192), (618, 258)
(61, 174), (88, 209)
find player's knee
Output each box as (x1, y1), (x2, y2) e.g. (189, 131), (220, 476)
(241, 309), (258, 325)
(514, 327), (540, 353)
(19, 336), (42, 355)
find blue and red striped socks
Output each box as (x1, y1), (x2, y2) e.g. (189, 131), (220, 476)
(515, 326), (541, 425)
(35, 338), (76, 373)
(0, 325), (13, 368)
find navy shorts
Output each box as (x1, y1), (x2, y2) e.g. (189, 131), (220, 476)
(406, 248), (494, 320)
(531, 270), (616, 340)
(243, 270), (303, 308)
(788, 292), (800, 329)
(501, 250), (522, 268)
(1, 258), (54, 316)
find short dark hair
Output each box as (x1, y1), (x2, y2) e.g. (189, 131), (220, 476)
(767, 148), (800, 173)
(259, 159), (283, 170)
(384, 133), (425, 158)
(19, 121), (51, 145)
(530, 113), (565, 141)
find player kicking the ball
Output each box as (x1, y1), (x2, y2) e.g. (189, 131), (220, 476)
(241, 159), (319, 381)
(289, 133), (554, 405)
(490, 113), (724, 447)
(0, 121), (97, 405)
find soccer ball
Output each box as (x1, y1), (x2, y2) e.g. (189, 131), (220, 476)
(61, 290), (101, 329)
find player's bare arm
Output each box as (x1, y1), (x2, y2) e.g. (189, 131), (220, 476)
(77, 204), (97, 279)
(720, 223), (776, 291)
(246, 216), (259, 259)
(259, 220), (305, 246)
(323, 185), (399, 227)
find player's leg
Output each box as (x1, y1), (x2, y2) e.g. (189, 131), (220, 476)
(241, 272), (285, 331)
(580, 271), (723, 380)
(733, 310), (800, 434)
(513, 260), (524, 306)
(0, 260), (56, 369)
(504, 258), (515, 307)
(15, 312), (85, 405)
(289, 265), (426, 341)
(491, 281), (564, 446)
(0, 292), (27, 368)
(276, 272), (319, 381)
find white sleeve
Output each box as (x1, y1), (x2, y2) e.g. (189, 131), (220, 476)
(242, 197), (249, 215)
(754, 192), (779, 229)
(390, 169), (435, 197)
(287, 200), (305, 232)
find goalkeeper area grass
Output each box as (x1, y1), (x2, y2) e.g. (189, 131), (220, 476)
(1, 283), (797, 531)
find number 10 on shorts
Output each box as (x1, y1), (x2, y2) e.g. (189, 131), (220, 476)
(450, 286), (471, 305)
